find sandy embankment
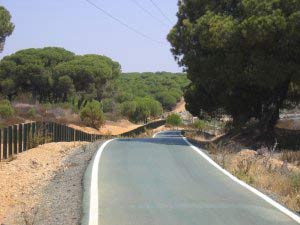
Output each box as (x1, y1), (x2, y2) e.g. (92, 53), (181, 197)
(68, 119), (141, 136)
(0, 141), (98, 225)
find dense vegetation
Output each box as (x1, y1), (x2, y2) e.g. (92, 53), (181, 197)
(166, 114), (182, 127)
(0, 47), (121, 107)
(168, 0), (300, 132)
(0, 47), (188, 124)
(80, 100), (105, 128)
(0, 6), (14, 52)
(116, 72), (188, 110)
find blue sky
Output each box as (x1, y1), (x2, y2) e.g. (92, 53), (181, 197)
(0, 0), (181, 72)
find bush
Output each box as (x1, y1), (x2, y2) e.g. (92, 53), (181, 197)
(132, 100), (150, 123)
(0, 100), (14, 119)
(101, 98), (114, 113)
(120, 101), (137, 118)
(80, 100), (105, 128)
(193, 120), (207, 131)
(166, 114), (182, 127)
(290, 173), (300, 193)
(27, 107), (37, 118)
(120, 97), (163, 123)
(136, 97), (162, 118)
(155, 92), (177, 110)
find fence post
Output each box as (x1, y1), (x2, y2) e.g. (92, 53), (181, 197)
(3, 128), (7, 159)
(28, 123), (32, 149)
(59, 124), (62, 142)
(56, 123), (59, 142)
(8, 126), (13, 158)
(32, 122), (36, 139)
(0, 129), (2, 161)
(23, 124), (28, 151)
(68, 127), (71, 142)
(49, 122), (53, 141)
(13, 125), (18, 155)
(55, 123), (58, 142)
(61, 125), (64, 141)
(19, 124), (23, 153)
(63, 125), (67, 141)
(42, 122), (46, 144)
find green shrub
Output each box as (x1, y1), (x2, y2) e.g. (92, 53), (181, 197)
(80, 100), (105, 128)
(120, 101), (137, 118)
(101, 98), (114, 113)
(193, 120), (207, 131)
(0, 100), (14, 119)
(166, 114), (182, 127)
(143, 97), (163, 118)
(155, 92), (177, 110)
(120, 97), (163, 123)
(290, 173), (300, 193)
(27, 107), (37, 118)
(132, 100), (150, 123)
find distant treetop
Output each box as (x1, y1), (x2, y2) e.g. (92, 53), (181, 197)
(0, 6), (14, 52)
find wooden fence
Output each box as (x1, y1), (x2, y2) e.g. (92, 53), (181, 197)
(0, 120), (166, 161)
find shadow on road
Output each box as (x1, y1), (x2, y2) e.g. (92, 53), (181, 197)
(117, 131), (188, 147)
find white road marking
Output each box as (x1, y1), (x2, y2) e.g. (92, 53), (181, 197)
(182, 137), (300, 224)
(152, 130), (183, 138)
(89, 139), (115, 225)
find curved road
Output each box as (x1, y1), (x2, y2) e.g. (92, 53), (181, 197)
(85, 131), (300, 225)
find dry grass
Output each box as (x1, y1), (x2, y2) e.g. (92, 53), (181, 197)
(187, 131), (300, 212)
(210, 148), (300, 212)
(281, 151), (300, 166)
(276, 119), (300, 130)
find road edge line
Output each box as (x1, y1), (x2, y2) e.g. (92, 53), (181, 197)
(182, 137), (300, 224)
(153, 130), (183, 138)
(88, 139), (115, 225)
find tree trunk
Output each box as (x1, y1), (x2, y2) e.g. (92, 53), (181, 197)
(259, 80), (290, 133)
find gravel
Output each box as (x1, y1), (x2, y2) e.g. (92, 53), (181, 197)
(34, 141), (102, 225)
(0, 141), (102, 225)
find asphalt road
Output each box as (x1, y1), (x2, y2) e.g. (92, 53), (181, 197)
(90, 131), (299, 225)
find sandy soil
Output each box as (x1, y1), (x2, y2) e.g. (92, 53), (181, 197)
(172, 98), (186, 113)
(0, 141), (89, 224)
(99, 120), (141, 135)
(68, 119), (141, 136)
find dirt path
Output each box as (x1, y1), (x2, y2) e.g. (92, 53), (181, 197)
(172, 98), (186, 113)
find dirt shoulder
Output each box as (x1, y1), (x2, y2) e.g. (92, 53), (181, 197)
(0, 141), (102, 225)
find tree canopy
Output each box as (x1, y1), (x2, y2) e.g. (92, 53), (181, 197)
(54, 54), (121, 108)
(116, 72), (189, 110)
(0, 47), (187, 123)
(0, 6), (14, 52)
(168, 0), (300, 131)
(0, 48), (121, 106)
(120, 97), (163, 123)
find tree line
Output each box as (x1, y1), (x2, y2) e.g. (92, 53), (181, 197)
(0, 5), (189, 125)
(0, 47), (121, 109)
(0, 48), (188, 123)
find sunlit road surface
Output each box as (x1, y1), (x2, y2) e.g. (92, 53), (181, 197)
(94, 131), (299, 225)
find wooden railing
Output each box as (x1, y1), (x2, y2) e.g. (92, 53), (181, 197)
(0, 120), (166, 161)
